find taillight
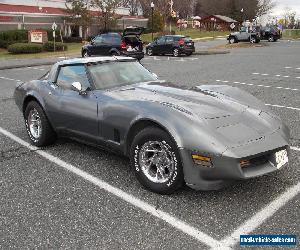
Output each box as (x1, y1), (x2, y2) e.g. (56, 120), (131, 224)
(178, 39), (185, 46)
(121, 41), (126, 49)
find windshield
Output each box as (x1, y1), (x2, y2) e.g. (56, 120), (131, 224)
(88, 61), (157, 90)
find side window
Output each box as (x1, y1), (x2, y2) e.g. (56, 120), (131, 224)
(93, 36), (103, 44)
(101, 34), (112, 44)
(56, 65), (90, 90)
(165, 37), (174, 43)
(157, 36), (166, 44)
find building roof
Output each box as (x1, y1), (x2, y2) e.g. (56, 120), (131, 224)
(201, 15), (238, 23)
(0, 3), (67, 16)
(214, 15), (237, 23)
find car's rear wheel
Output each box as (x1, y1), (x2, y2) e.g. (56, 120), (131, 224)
(82, 50), (89, 58)
(24, 101), (56, 147)
(130, 127), (183, 194)
(228, 36), (236, 44)
(268, 35), (274, 42)
(147, 48), (154, 56)
(173, 48), (179, 57)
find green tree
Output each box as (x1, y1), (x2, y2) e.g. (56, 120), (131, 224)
(148, 10), (164, 33)
(65, 0), (92, 39)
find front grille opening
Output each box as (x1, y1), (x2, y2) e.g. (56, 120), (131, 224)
(240, 154), (269, 168)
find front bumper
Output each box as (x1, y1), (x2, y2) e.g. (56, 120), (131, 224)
(180, 133), (290, 191)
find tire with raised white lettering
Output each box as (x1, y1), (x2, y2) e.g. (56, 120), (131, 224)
(130, 127), (183, 194)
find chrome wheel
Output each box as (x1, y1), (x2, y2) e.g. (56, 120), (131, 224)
(139, 141), (175, 184)
(268, 36), (274, 42)
(229, 37), (235, 44)
(28, 108), (42, 139)
(173, 48), (179, 57)
(250, 37), (256, 44)
(147, 48), (153, 56)
(83, 50), (89, 57)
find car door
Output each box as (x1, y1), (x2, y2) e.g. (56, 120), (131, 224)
(239, 27), (249, 41)
(165, 36), (175, 54)
(46, 64), (99, 142)
(89, 36), (102, 55)
(153, 36), (166, 54)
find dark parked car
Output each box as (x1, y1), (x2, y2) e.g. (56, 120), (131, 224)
(146, 35), (195, 57)
(228, 26), (261, 44)
(81, 27), (144, 60)
(258, 26), (281, 42)
(14, 57), (290, 194)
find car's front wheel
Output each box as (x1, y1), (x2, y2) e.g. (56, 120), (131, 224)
(228, 36), (236, 44)
(173, 48), (179, 57)
(268, 35), (274, 42)
(130, 127), (184, 194)
(82, 50), (90, 58)
(24, 101), (56, 147)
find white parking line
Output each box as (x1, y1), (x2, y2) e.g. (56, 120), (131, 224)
(219, 182), (300, 248)
(284, 66), (292, 69)
(216, 80), (298, 91)
(251, 73), (300, 80)
(265, 104), (300, 111)
(291, 146), (300, 151)
(0, 76), (22, 82)
(0, 127), (222, 249)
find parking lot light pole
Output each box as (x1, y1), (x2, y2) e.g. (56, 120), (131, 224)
(151, 2), (154, 41)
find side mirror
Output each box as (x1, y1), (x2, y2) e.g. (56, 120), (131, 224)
(72, 81), (88, 95)
(72, 81), (82, 92)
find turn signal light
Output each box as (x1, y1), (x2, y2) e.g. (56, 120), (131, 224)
(192, 154), (213, 167)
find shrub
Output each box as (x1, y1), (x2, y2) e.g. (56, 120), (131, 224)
(0, 30), (28, 42)
(0, 40), (28, 49)
(43, 41), (68, 51)
(8, 43), (43, 54)
(62, 36), (83, 43)
(47, 30), (62, 42)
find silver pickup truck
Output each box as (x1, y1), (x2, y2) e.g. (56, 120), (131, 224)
(228, 27), (261, 44)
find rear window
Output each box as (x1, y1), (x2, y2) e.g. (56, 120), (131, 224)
(184, 37), (192, 42)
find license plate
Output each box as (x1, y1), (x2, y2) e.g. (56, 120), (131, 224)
(275, 149), (288, 169)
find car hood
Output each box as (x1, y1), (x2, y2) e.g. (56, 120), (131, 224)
(99, 82), (281, 148)
(102, 82), (259, 119)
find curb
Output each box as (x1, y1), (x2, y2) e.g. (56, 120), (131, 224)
(194, 50), (230, 55)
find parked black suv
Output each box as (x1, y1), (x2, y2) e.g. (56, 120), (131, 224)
(258, 26), (281, 42)
(146, 35), (195, 57)
(81, 27), (144, 60)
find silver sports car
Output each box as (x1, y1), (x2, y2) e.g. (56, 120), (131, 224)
(14, 57), (290, 194)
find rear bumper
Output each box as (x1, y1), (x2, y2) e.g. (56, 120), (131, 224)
(121, 51), (144, 60)
(179, 47), (195, 54)
(180, 132), (290, 191)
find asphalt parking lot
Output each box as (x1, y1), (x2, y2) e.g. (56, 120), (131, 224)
(0, 40), (299, 249)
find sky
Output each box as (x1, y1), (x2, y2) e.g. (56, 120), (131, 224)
(272, 0), (300, 17)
